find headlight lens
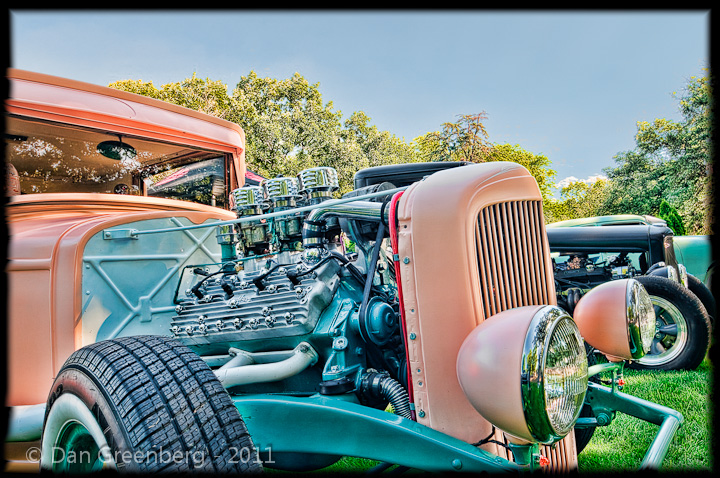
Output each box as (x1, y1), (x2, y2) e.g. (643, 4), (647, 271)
(627, 278), (655, 357)
(522, 306), (588, 443)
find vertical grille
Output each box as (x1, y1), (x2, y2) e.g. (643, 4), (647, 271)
(476, 200), (552, 318)
(541, 436), (576, 473)
(476, 200), (577, 471)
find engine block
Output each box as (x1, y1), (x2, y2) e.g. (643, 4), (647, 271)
(170, 259), (342, 346)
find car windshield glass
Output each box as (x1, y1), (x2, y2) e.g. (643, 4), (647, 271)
(146, 157), (227, 208)
(553, 251), (646, 274)
(5, 116), (226, 206)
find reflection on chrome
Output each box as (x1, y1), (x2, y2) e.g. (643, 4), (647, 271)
(521, 306), (588, 444)
(627, 279), (655, 358)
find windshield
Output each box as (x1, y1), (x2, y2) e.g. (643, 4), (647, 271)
(552, 251), (648, 275)
(5, 116), (228, 207)
(146, 157), (227, 207)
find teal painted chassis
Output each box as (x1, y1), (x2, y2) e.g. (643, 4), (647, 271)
(231, 362), (682, 473)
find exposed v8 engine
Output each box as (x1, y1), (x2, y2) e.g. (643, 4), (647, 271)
(169, 167), (410, 413)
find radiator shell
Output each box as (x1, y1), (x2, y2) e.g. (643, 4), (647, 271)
(395, 161), (577, 469)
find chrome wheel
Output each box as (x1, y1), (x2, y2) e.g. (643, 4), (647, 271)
(636, 296), (688, 367)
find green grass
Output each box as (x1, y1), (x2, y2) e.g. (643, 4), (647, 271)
(577, 357), (714, 472)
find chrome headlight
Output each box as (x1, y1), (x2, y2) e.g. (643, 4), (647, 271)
(626, 279), (655, 357)
(574, 279), (654, 360)
(457, 305), (588, 445)
(521, 306), (588, 443)
(677, 264), (689, 288)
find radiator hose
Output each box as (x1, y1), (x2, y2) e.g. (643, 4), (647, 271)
(359, 371), (413, 419)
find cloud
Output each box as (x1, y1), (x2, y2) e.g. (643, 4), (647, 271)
(554, 174), (607, 189)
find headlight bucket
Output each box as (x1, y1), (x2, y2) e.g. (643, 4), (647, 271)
(573, 278), (654, 360)
(457, 305), (588, 445)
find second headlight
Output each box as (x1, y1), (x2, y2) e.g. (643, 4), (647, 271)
(573, 278), (654, 361)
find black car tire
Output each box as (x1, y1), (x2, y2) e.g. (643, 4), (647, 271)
(630, 275), (711, 371)
(687, 273), (715, 325)
(40, 335), (262, 474)
(573, 404), (596, 455)
(573, 344), (600, 455)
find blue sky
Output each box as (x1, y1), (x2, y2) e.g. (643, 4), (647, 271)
(8, 10), (710, 194)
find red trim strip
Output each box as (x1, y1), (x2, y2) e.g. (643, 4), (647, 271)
(389, 190), (416, 420)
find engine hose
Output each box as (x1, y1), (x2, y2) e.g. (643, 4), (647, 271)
(381, 376), (413, 419)
(360, 372), (413, 420)
(566, 287), (584, 314)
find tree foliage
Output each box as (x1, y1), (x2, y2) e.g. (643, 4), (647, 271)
(110, 75), (238, 121)
(597, 71), (713, 234)
(414, 113), (494, 163)
(415, 114), (558, 218)
(110, 70), (711, 234)
(484, 143), (557, 202)
(658, 199), (687, 236)
(110, 72), (417, 194)
(544, 178), (610, 224)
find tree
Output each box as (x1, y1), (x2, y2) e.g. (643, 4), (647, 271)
(598, 71), (713, 234)
(414, 113), (494, 163)
(110, 72), (419, 194)
(109, 74), (238, 121)
(658, 199), (687, 236)
(545, 178), (610, 224)
(343, 111), (417, 170)
(484, 143), (557, 203)
(230, 71), (348, 184)
(413, 114), (557, 211)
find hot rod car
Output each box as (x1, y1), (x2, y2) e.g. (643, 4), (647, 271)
(4, 69), (683, 473)
(547, 214), (714, 289)
(546, 224), (713, 371)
